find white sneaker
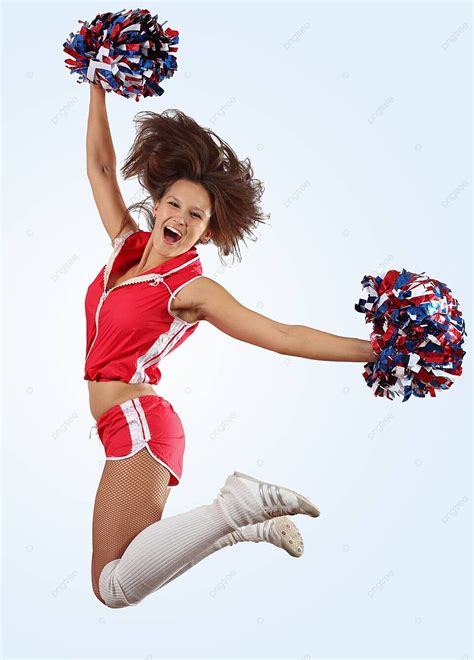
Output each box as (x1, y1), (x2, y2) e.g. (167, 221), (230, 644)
(272, 517), (305, 557)
(233, 517), (305, 558)
(231, 470), (320, 519)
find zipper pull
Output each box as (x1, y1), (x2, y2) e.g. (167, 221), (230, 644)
(149, 275), (164, 286)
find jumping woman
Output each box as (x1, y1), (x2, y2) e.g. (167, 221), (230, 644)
(85, 82), (377, 608)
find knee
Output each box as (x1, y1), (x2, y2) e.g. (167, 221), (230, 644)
(92, 584), (108, 607)
(93, 559), (134, 609)
(92, 557), (124, 608)
(91, 566), (107, 605)
(92, 582), (131, 608)
(92, 564), (115, 607)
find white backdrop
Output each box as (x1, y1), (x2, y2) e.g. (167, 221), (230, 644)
(2, 1), (472, 659)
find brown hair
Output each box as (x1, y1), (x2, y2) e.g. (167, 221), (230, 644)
(115, 108), (270, 264)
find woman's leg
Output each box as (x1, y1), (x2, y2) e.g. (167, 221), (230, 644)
(91, 451), (302, 604)
(91, 447), (172, 605)
(92, 448), (254, 606)
(92, 449), (318, 608)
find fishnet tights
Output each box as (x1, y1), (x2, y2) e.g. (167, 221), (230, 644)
(91, 447), (171, 604)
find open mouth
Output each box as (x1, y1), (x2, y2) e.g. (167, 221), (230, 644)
(163, 225), (183, 245)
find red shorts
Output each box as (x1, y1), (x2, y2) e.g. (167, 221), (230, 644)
(93, 395), (185, 486)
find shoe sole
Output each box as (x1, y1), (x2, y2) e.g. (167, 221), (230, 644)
(274, 517), (305, 558)
(233, 471), (320, 518)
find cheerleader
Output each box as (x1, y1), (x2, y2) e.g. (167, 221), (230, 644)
(85, 81), (378, 607)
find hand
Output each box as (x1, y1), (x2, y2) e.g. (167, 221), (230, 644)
(366, 345), (378, 362)
(90, 79), (106, 95)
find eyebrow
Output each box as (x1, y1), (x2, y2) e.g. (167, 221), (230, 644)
(168, 195), (204, 213)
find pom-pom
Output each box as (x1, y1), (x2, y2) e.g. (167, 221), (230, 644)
(355, 269), (466, 401)
(63, 8), (179, 101)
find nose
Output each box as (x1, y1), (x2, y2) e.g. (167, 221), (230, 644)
(172, 217), (186, 229)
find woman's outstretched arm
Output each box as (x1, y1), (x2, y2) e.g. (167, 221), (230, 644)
(277, 325), (376, 362)
(191, 277), (376, 363)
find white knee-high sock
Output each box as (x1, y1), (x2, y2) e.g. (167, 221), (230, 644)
(99, 475), (270, 608)
(155, 522), (274, 592)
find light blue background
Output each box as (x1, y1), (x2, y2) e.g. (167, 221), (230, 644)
(2, 1), (472, 658)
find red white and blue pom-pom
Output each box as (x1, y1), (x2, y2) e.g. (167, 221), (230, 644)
(63, 8), (179, 101)
(355, 269), (466, 401)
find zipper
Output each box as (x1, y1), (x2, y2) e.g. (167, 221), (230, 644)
(85, 230), (145, 363)
(85, 230), (202, 365)
(85, 273), (164, 363)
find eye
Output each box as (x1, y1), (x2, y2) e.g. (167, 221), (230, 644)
(169, 200), (201, 218)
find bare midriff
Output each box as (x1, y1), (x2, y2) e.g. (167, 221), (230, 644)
(88, 380), (159, 421)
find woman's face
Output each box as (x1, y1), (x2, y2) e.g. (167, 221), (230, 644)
(152, 179), (212, 256)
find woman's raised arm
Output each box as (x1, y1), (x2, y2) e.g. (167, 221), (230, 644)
(85, 83), (137, 242)
(86, 83), (117, 174)
(191, 277), (377, 363)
